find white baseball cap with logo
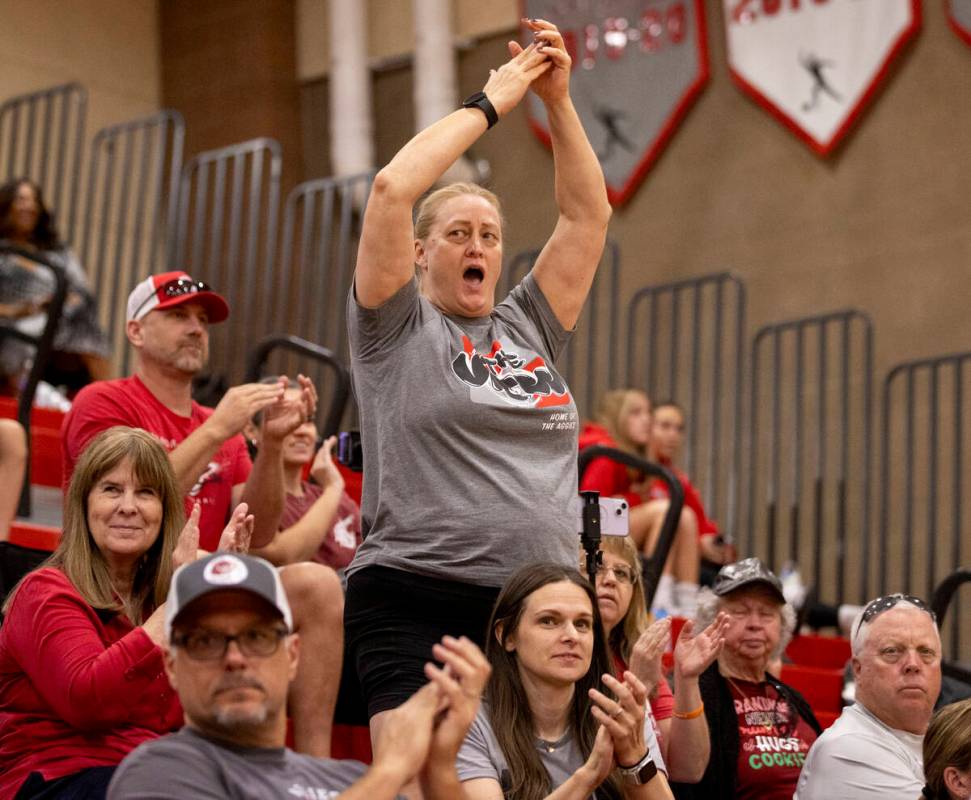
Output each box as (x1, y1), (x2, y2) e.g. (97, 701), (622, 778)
(127, 271), (230, 323)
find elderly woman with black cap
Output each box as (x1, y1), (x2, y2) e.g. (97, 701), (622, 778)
(669, 558), (822, 800)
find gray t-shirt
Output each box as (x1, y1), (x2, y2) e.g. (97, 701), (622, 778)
(456, 705), (666, 795)
(347, 274), (580, 587)
(794, 701), (925, 800)
(107, 727), (389, 799)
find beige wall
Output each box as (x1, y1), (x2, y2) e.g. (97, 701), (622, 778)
(296, 0), (518, 81)
(0, 0), (161, 138)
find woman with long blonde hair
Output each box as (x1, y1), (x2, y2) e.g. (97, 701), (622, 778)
(0, 426), (249, 798)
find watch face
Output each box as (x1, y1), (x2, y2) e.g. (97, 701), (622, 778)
(637, 760), (658, 784)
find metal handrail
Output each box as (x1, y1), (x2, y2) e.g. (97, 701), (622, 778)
(931, 569), (971, 683)
(625, 270), (746, 534)
(0, 243), (69, 516)
(244, 334), (351, 439)
(578, 445), (684, 605)
(747, 308), (873, 603)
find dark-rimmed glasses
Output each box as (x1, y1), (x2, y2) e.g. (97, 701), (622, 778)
(171, 625), (288, 661)
(860, 593), (936, 625)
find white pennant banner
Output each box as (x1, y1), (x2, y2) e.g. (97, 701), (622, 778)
(949, 0), (971, 46)
(723, 0), (921, 155)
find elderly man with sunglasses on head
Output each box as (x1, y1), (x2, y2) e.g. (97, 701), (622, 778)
(61, 271), (344, 757)
(795, 593), (942, 800)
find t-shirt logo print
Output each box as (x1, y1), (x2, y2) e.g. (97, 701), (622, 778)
(450, 335), (571, 408)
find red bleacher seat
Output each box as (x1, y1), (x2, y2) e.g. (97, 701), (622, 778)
(786, 633), (851, 670)
(9, 521), (61, 551)
(780, 663), (844, 716)
(0, 397), (64, 487)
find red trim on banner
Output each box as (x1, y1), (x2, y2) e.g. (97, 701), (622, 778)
(948, 0), (971, 46)
(522, 1), (710, 207)
(727, 0), (922, 157)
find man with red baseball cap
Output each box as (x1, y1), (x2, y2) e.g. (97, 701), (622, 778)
(60, 270), (343, 757)
(125, 271), (230, 325)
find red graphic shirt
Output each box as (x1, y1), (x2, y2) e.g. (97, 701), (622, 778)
(62, 375), (252, 550)
(729, 678), (818, 800)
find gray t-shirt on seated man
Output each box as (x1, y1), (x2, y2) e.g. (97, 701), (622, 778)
(456, 705), (666, 796)
(347, 273), (580, 588)
(107, 727), (401, 799)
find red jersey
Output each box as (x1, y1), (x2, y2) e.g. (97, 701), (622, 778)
(578, 422), (647, 507)
(647, 460), (720, 540)
(728, 677), (818, 800)
(62, 375), (252, 550)
(0, 568), (182, 796)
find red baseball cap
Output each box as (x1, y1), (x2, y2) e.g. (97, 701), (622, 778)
(126, 271), (230, 323)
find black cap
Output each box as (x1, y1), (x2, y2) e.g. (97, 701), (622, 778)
(712, 557), (786, 604)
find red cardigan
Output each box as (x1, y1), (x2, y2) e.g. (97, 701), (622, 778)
(578, 422), (646, 508)
(0, 568), (182, 796)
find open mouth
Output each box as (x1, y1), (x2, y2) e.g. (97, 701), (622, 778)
(463, 266), (484, 285)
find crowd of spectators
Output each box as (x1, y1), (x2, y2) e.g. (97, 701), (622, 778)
(0, 18), (968, 800)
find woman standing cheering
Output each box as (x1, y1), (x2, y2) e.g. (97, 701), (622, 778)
(345, 16), (612, 749)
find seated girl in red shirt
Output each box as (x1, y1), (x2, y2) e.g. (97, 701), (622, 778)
(579, 389), (702, 616)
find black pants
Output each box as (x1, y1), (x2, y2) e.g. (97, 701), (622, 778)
(15, 767), (115, 800)
(344, 565), (500, 718)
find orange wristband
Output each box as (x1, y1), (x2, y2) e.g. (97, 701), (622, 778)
(672, 703), (704, 720)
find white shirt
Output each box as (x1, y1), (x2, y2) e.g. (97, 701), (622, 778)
(794, 701), (924, 800)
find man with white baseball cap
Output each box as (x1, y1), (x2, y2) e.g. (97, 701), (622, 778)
(108, 553), (489, 800)
(61, 271), (343, 757)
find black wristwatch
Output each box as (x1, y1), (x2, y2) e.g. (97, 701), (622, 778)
(617, 751), (658, 785)
(462, 91), (499, 129)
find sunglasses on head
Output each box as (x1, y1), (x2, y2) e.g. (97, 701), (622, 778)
(133, 277), (214, 320)
(860, 593), (936, 625)
(160, 277), (212, 298)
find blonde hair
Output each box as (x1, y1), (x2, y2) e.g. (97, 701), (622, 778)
(4, 427), (184, 624)
(413, 182), (504, 242)
(600, 536), (651, 664)
(923, 698), (971, 798)
(595, 389), (651, 458)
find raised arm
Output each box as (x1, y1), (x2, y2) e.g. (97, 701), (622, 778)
(354, 41), (552, 309)
(251, 437), (345, 565)
(525, 19), (612, 330)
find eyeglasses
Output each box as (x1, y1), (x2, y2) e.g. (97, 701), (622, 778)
(172, 625), (288, 661)
(132, 277), (214, 320)
(596, 564), (635, 585)
(860, 593), (936, 625)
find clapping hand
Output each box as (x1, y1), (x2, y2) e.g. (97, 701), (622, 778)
(217, 502), (254, 553)
(629, 617), (671, 696)
(674, 613), (728, 679)
(589, 671), (648, 767)
(172, 502), (201, 568)
(261, 375), (318, 443)
(511, 18), (572, 106)
(310, 435), (344, 493)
